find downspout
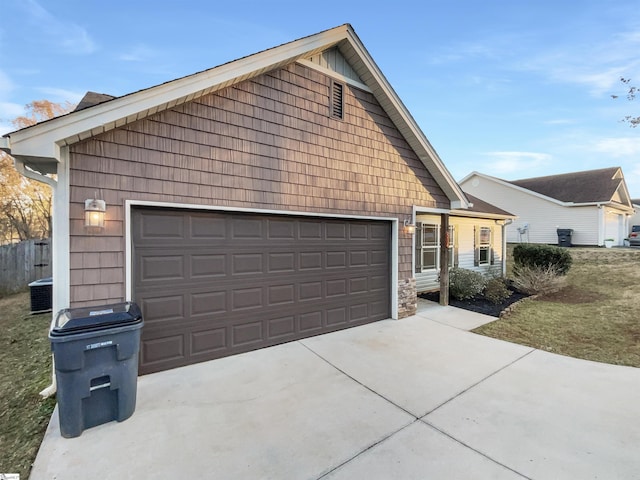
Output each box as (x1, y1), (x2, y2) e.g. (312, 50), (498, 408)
(501, 219), (513, 276)
(12, 156), (58, 398)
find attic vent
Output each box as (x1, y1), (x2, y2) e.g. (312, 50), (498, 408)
(331, 81), (344, 120)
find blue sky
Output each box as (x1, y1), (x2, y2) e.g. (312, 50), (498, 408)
(2, 0), (640, 196)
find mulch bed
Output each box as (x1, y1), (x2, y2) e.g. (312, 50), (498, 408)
(420, 287), (530, 317)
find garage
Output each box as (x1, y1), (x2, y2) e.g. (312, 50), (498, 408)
(132, 207), (391, 374)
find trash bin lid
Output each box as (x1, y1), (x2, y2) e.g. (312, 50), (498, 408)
(50, 302), (142, 337)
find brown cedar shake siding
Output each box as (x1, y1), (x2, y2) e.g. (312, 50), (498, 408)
(68, 62), (448, 310)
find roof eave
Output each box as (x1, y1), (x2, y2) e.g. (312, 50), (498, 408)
(450, 210), (517, 220)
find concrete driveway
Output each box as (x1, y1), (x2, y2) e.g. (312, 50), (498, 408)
(31, 302), (640, 479)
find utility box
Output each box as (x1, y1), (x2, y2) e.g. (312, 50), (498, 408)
(49, 302), (143, 438)
(29, 277), (53, 313)
(557, 228), (574, 247)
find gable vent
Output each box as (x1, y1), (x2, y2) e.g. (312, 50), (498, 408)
(331, 81), (344, 120)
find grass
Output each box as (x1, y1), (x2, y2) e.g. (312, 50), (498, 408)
(475, 247), (640, 367)
(0, 291), (56, 478)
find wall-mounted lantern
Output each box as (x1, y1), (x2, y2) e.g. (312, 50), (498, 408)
(84, 198), (106, 231)
(403, 218), (416, 234)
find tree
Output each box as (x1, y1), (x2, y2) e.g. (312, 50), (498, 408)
(611, 78), (639, 127)
(0, 100), (74, 244)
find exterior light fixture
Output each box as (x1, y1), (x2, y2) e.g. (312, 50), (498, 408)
(84, 198), (106, 231)
(404, 218), (416, 234)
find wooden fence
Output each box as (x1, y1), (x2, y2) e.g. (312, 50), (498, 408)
(0, 238), (51, 293)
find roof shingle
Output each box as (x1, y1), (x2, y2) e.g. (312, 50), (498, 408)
(508, 167), (622, 203)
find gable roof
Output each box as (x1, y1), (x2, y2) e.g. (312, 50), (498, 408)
(0, 24), (469, 209)
(73, 92), (116, 112)
(461, 168), (633, 209)
(509, 167), (626, 204)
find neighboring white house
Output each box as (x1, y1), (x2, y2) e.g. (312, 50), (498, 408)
(460, 167), (635, 247)
(415, 194), (516, 293)
(630, 199), (640, 232)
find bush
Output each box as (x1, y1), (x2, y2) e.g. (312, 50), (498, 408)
(512, 264), (566, 295)
(483, 276), (512, 304)
(513, 244), (573, 275)
(449, 268), (486, 300)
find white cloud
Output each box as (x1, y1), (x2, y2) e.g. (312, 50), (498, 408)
(118, 45), (159, 62)
(515, 26), (640, 97)
(592, 137), (640, 157)
(483, 151), (553, 176)
(23, 0), (96, 55)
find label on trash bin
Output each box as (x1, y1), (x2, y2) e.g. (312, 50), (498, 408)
(85, 340), (113, 350)
(89, 308), (114, 316)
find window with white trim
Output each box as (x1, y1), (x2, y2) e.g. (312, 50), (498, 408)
(476, 226), (492, 266)
(415, 223), (455, 273)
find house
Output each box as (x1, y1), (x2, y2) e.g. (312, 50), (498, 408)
(2, 24), (507, 375)
(630, 199), (640, 232)
(460, 168), (635, 247)
(415, 194), (515, 293)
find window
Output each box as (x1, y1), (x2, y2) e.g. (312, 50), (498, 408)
(476, 226), (492, 266)
(330, 80), (344, 120)
(415, 223), (455, 273)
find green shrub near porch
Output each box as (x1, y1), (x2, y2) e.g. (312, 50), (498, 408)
(512, 244), (573, 275)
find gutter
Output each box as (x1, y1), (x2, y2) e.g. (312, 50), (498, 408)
(14, 158), (57, 188)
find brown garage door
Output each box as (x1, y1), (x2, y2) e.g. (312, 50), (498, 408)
(133, 208), (391, 374)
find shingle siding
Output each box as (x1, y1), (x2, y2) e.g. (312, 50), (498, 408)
(68, 62), (449, 307)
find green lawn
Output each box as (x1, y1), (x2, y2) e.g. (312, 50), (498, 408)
(474, 247), (640, 367)
(0, 291), (55, 478)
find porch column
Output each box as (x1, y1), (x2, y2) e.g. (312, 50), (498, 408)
(439, 213), (450, 305)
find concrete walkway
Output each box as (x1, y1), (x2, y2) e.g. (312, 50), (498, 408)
(31, 302), (640, 479)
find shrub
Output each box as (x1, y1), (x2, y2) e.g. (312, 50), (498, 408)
(483, 276), (512, 304)
(512, 264), (567, 295)
(449, 267), (486, 300)
(512, 244), (573, 275)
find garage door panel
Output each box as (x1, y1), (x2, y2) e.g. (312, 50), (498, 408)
(268, 252), (295, 272)
(141, 295), (185, 324)
(138, 212), (185, 239)
(191, 254), (226, 278)
(190, 327), (227, 355)
(134, 208), (390, 374)
(139, 254), (185, 282)
(189, 215), (226, 239)
(231, 287), (263, 311)
(268, 316), (296, 338)
(232, 217), (263, 238)
(267, 218), (296, 239)
(142, 334), (185, 366)
(190, 291), (227, 316)
(232, 321), (264, 347)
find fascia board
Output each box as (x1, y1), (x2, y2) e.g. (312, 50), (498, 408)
(450, 210), (517, 220)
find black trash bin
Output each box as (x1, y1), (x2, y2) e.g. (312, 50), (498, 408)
(49, 302), (143, 438)
(557, 228), (574, 247)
